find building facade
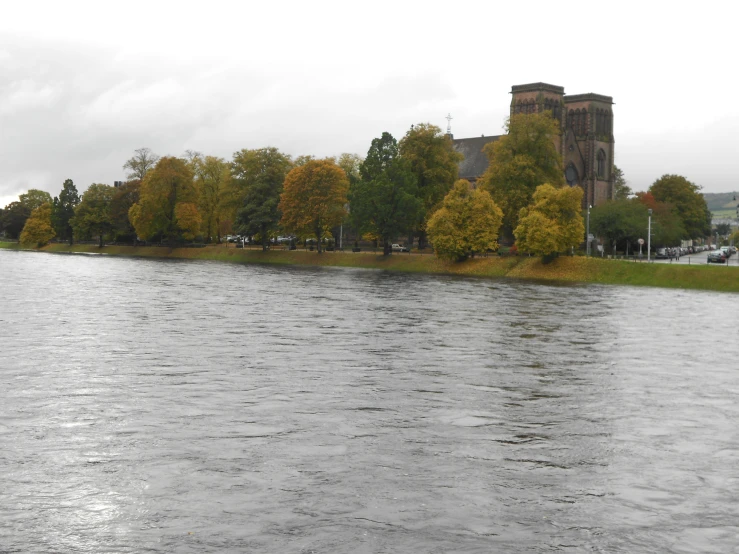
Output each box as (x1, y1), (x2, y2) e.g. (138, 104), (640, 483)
(452, 82), (615, 208)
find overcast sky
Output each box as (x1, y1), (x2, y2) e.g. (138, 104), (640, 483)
(2, 0), (737, 208)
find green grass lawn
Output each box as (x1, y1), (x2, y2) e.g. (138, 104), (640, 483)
(3, 240), (738, 293)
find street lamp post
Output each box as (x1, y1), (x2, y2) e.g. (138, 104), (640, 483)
(586, 204), (592, 257)
(647, 209), (652, 262)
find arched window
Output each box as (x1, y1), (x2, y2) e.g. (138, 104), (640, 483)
(597, 149), (607, 178)
(596, 109), (603, 134)
(568, 109), (575, 130)
(606, 110), (612, 135)
(574, 109), (581, 134)
(581, 110), (588, 135)
(565, 163), (579, 187)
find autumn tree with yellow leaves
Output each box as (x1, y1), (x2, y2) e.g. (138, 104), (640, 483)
(188, 152), (230, 243)
(478, 113), (564, 237)
(20, 203), (55, 247)
(427, 179), (503, 261)
(279, 159), (349, 253)
(398, 123), (463, 249)
(514, 184), (584, 257)
(129, 156), (201, 246)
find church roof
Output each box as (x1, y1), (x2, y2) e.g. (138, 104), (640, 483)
(565, 93), (613, 104)
(452, 135), (501, 180)
(511, 82), (564, 95)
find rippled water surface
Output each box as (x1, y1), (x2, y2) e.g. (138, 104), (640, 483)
(1, 249), (738, 552)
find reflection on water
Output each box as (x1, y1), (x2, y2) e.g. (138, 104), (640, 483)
(1, 250), (737, 552)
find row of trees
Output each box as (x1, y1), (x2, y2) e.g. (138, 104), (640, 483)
(1, 111), (713, 259)
(590, 175), (713, 254)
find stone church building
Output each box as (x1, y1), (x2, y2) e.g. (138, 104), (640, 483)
(452, 82), (615, 208)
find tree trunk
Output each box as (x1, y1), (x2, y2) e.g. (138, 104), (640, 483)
(418, 230), (427, 250)
(99, 234), (103, 248)
(383, 239), (391, 256)
(316, 225), (323, 253)
(261, 223), (268, 252)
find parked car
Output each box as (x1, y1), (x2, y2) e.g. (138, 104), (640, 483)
(720, 246), (732, 258)
(708, 250), (727, 263)
(391, 244), (410, 252)
(656, 248), (670, 259)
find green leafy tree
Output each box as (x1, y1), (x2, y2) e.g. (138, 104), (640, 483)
(1, 202), (31, 239)
(634, 192), (686, 247)
(478, 113), (565, 237)
(515, 183), (584, 257)
(128, 156), (201, 246)
(51, 179), (80, 245)
(123, 147), (160, 181)
(612, 166), (632, 200)
(398, 123), (463, 248)
(279, 159), (349, 253)
(351, 133), (421, 255)
(715, 222), (732, 236)
(590, 199), (648, 254)
(110, 180), (140, 242)
(333, 153), (364, 245)
(649, 174), (711, 239)
(651, 205), (687, 247)
(19, 189), (53, 212)
(71, 184), (115, 247)
(189, 153), (231, 243)
(427, 179), (503, 261)
(293, 155), (315, 167)
(336, 153), (363, 185)
(19, 203), (55, 247)
(231, 147), (293, 251)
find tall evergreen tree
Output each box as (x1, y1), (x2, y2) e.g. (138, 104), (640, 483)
(51, 179), (80, 245)
(352, 133), (420, 255)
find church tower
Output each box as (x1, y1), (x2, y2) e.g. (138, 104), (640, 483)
(452, 83), (615, 208)
(562, 92), (614, 208)
(510, 82), (566, 153)
(509, 83), (615, 208)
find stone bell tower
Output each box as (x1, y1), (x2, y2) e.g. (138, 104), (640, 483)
(509, 83), (615, 208)
(562, 92), (615, 208)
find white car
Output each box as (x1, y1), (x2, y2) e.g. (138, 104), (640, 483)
(391, 244), (409, 252)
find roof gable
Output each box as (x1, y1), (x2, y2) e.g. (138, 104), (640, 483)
(452, 136), (501, 180)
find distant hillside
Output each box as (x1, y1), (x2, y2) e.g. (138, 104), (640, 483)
(703, 192), (738, 211)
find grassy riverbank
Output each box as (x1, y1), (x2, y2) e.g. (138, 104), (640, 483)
(2, 241), (738, 292)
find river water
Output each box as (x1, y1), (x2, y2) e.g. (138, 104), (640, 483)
(1, 249), (737, 553)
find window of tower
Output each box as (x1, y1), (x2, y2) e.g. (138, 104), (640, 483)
(597, 149), (607, 178)
(565, 163), (579, 187)
(568, 109), (575, 130)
